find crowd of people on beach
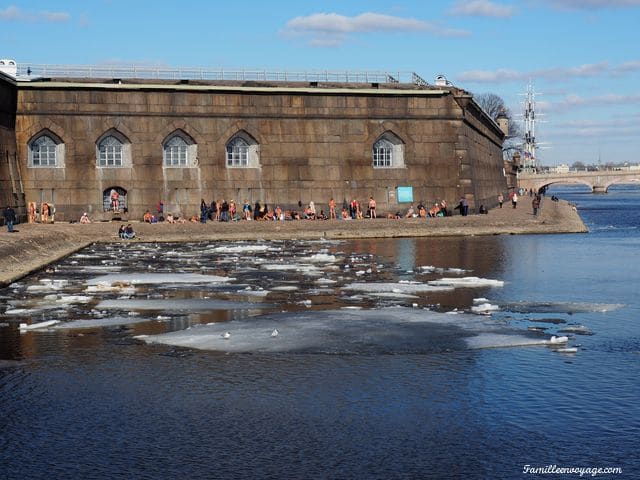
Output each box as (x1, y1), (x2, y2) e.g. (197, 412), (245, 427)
(4, 187), (551, 240)
(132, 196), (478, 224)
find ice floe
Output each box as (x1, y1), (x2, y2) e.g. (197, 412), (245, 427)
(19, 320), (60, 331)
(343, 282), (453, 294)
(85, 282), (137, 294)
(428, 277), (504, 288)
(86, 273), (233, 286)
(96, 298), (269, 311)
(211, 244), (272, 253)
(555, 347), (578, 354)
(307, 253), (337, 263)
(25, 279), (69, 292)
(471, 303), (500, 315)
(558, 325), (594, 335)
(271, 286), (299, 291)
(54, 316), (151, 329)
(138, 307), (561, 354)
(500, 301), (623, 314)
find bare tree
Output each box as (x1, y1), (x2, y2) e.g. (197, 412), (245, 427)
(474, 92), (521, 137)
(475, 92), (522, 160)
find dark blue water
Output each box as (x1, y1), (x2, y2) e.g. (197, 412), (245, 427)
(1, 185), (638, 479)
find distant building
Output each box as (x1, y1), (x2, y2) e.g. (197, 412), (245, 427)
(1, 63), (507, 221)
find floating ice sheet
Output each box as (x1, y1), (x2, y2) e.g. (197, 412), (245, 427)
(210, 244), (273, 253)
(87, 273), (233, 286)
(343, 282), (454, 294)
(96, 298), (269, 311)
(139, 307), (555, 354)
(500, 301), (623, 314)
(428, 277), (504, 288)
(19, 320), (60, 331)
(55, 316), (151, 329)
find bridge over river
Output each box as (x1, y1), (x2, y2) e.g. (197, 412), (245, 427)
(518, 169), (640, 193)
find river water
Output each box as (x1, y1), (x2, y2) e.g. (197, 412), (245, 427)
(1, 185), (638, 479)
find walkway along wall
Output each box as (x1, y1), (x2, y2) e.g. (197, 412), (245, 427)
(8, 77), (507, 221)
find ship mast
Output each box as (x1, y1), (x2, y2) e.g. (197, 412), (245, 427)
(521, 81), (540, 171)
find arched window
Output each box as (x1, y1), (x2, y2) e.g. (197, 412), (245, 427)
(28, 133), (64, 167)
(373, 138), (394, 167)
(98, 136), (123, 166)
(226, 132), (259, 168)
(163, 131), (197, 167)
(164, 136), (187, 166)
(226, 137), (249, 167)
(103, 186), (127, 212)
(372, 132), (405, 168)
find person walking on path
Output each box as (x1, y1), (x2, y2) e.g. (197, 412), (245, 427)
(511, 192), (518, 209)
(498, 193), (504, 208)
(532, 195), (541, 216)
(3, 206), (16, 232)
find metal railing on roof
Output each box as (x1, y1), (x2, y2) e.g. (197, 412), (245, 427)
(16, 64), (429, 85)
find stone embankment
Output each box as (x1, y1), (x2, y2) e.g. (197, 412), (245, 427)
(0, 199), (587, 287)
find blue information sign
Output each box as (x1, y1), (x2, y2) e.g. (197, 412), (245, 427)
(396, 186), (414, 203)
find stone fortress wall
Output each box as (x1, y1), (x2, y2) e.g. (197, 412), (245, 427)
(0, 72), (22, 219)
(2, 73), (506, 221)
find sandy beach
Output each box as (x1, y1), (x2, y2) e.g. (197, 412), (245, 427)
(0, 198), (587, 287)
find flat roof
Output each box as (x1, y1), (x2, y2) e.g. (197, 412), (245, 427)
(16, 78), (451, 96)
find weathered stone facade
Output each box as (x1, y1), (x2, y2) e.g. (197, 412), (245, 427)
(2, 75), (506, 221)
(0, 72), (22, 219)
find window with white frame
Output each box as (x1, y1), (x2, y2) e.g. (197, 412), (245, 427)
(372, 133), (405, 168)
(373, 138), (393, 167)
(98, 135), (124, 167)
(164, 135), (188, 166)
(226, 133), (259, 168)
(163, 133), (197, 167)
(29, 134), (63, 167)
(226, 137), (249, 167)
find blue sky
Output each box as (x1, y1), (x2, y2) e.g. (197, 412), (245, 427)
(2, 0), (640, 166)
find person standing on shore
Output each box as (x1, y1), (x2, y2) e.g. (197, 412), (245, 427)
(511, 192), (518, 209)
(368, 196), (377, 218)
(532, 195), (541, 216)
(329, 198), (336, 220)
(498, 193), (504, 208)
(3, 205), (16, 232)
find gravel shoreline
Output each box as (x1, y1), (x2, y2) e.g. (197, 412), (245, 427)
(0, 199), (587, 287)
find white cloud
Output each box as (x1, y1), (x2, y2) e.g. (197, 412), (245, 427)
(457, 60), (640, 83)
(546, 0), (640, 9)
(0, 5), (70, 23)
(546, 123), (640, 139)
(282, 12), (470, 47)
(561, 93), (640, 107)
(612, 60), (640, 75)
(448, 0), (515, 18)
(539, 93), (640, 114)
(42, 11), (70, 23)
